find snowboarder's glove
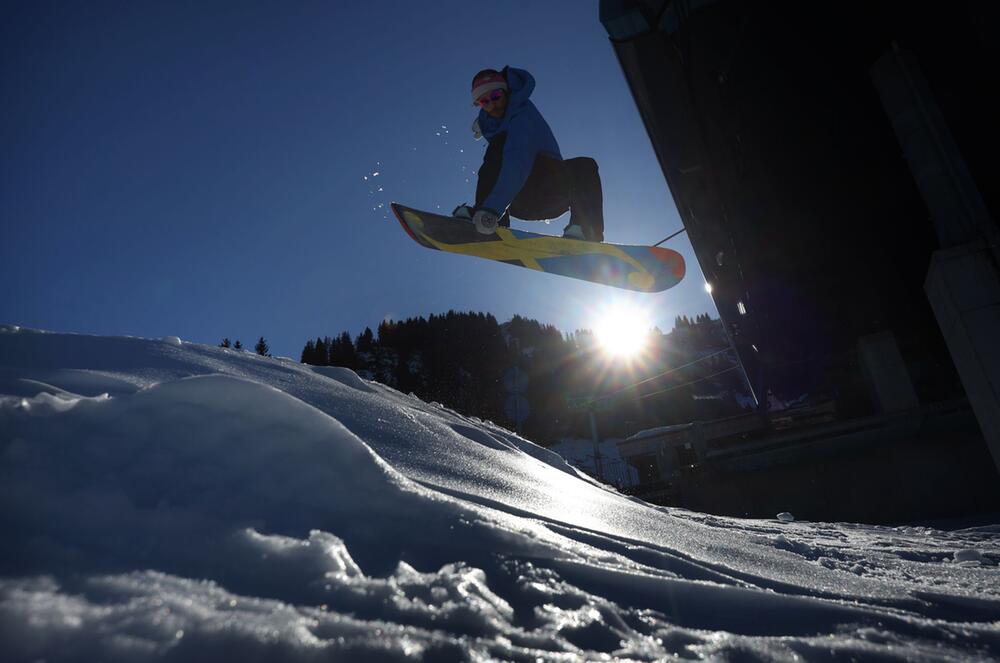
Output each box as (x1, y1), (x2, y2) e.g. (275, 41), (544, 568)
(471, 119), (483, 141)
(473, 208), (499, 235)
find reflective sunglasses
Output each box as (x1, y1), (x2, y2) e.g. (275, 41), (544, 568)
(476, 89), (505, 107)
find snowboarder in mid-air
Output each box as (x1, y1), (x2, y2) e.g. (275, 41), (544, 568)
(454, 67), (605, 242)
(390, 67), (684, 291)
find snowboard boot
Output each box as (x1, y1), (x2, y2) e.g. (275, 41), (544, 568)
(562, 223), (602, 242)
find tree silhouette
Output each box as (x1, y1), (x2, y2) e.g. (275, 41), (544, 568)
(329, 332), (357, 369)
(301, 340), (316, 364)
(312, 337), (329, 366)
(356, 327), (375, 353)
(298, 311), (744, 442)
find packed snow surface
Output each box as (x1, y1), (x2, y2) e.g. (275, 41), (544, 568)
(1, 326), (999, 661)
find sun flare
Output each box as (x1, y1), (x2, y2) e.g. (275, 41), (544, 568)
(594, 304), (651, 358)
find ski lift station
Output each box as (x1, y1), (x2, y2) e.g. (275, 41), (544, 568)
(600, 0), (1000, 522)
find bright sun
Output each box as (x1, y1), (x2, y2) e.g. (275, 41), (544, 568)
(594, 305), (651, 358)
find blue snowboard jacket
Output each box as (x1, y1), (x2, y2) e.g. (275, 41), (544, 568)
(478, 67), (562, 215)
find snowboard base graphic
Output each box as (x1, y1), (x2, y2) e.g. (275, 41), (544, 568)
(392, 203), (685, 293)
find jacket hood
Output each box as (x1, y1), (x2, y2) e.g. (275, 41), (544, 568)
(477, 67), (535, 139)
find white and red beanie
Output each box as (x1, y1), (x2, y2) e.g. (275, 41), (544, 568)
(471, 71), (508, 105)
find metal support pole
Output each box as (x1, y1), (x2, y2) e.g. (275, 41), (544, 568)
(589, 410), (604, 482)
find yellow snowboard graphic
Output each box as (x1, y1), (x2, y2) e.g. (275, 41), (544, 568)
(393, 203), (685, 293)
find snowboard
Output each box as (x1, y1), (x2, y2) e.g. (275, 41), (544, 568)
(391, 203), (686, 293)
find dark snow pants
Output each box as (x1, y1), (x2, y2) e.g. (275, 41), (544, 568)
(475, 133), (605, 242)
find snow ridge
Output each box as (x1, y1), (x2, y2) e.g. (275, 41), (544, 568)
(1, 328), (999, 661)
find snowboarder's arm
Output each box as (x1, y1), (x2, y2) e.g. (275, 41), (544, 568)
(481, 128), (534, 215)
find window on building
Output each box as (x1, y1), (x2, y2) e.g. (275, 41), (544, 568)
(676, 443), (698, 468)
(632, 453), (660, 484)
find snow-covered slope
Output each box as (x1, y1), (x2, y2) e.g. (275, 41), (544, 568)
(1, 326), (998, 661)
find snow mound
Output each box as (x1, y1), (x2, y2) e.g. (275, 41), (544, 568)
(2, 328), (1000, 661)
(311, 365), (377, 393)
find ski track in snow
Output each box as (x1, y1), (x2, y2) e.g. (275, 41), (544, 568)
(1, 326), (999, 661)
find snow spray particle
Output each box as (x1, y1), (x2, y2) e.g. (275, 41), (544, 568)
(362, 162), (390, 220)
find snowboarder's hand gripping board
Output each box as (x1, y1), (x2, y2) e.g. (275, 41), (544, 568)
(392, 203), (685, 293)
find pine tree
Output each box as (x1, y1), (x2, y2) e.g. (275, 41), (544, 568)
(255, 337), (270, 357)
(234, 340), (243, 350)
(331, 331), (356, 368)
(313, 337), (329, 366)
(356, 327), (375, 353)
(220, 338), (232, 348)
(301, 340), (316, 364)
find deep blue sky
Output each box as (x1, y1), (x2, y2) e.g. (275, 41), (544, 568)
(2, 1), (716, 358)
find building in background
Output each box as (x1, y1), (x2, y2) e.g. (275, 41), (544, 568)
(600, 0), (1000, 475)
(598, 1), (1000, 520)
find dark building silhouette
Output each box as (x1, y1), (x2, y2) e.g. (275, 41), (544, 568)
(600, 0), (997, 417)
(600, 1), (1000, 517)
